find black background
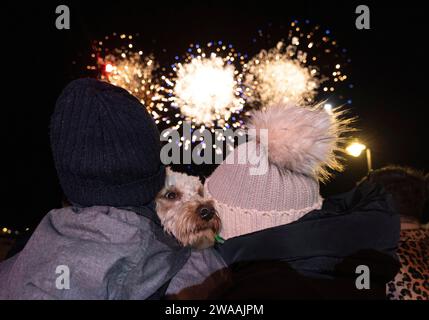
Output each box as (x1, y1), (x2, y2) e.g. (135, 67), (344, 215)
(6, 0), (428, 230)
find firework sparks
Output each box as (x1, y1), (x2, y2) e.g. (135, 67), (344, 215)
(174, 55), (242, 125)
(159, 42), (247, 129)
(101, 52), (157, 109)
(244, 41), (319, 106)
(153, 42), (250, 157)
(246, 20), (352, 107)
(81, 26), (351, 170)
(91, 33), (159, 111)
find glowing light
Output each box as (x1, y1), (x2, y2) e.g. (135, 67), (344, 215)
(158, 41), (248, 130)
(173, 55), (243, 125)
(244, 41), (319, 106)
(105, 63), (114, 73)
(346, 142), (366, 157)
(2, 227), (7, 233)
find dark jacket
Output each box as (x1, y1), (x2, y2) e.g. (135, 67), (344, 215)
(183, 181), (400, 299)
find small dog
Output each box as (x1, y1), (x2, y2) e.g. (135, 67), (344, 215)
(156, 168), (221, 249)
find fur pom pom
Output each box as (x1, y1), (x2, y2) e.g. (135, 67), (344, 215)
(247, 103), (353, 181)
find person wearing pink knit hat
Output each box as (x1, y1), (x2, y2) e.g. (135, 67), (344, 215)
(205, 103), (350, 239)
(198, 103), (401, 299)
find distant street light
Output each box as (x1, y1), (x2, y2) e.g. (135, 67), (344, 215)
(346, 141), (372, 173)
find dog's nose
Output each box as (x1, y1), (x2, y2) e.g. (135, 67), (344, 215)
(198, 204), (216, 221)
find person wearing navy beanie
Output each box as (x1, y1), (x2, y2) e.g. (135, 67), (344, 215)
(50, 78), (165, 206)
(0, 79), (225, 299)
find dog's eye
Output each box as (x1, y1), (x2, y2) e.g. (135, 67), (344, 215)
(165, 191), (177, 200)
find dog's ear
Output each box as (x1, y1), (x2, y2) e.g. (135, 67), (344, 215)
(166, 175), (176, 187)
(165, 167), (176, 187)
(165, 166), (173, 175)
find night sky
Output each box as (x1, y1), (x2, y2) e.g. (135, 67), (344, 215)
(7, 1), (428, 230)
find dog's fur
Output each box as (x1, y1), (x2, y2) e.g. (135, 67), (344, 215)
(156, 168), (221, 249)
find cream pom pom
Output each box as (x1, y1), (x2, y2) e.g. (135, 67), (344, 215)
(247, 103), (353, 181)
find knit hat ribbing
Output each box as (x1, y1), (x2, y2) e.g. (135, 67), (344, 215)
(50, 78), (165, 207)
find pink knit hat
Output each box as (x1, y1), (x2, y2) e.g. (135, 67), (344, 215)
(205, 103), (352, 239)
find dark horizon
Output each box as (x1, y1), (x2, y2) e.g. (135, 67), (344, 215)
(7, 0), (428, 230)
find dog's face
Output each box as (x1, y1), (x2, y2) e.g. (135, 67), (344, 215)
(156, 168), (221, 249)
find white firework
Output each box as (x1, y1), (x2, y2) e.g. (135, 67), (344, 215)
(244, 41), (320, 106)
(173, 53), (244, 126)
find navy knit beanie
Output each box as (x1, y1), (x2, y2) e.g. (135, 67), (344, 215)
(50, 78), (165, 207)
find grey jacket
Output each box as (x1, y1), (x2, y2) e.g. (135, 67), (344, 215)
(0, 205), (225, 299)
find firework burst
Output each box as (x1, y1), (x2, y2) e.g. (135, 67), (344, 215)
(174, 55), (242, 126)
(158, 41), (248, 129)
(91, 33), (160, 111)
(153, 42), (250, 158)
(246, 20), (352, 108)
(244, 41), (319, 106)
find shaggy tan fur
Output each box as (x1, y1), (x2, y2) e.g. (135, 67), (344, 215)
(156, 168), (221, 249)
